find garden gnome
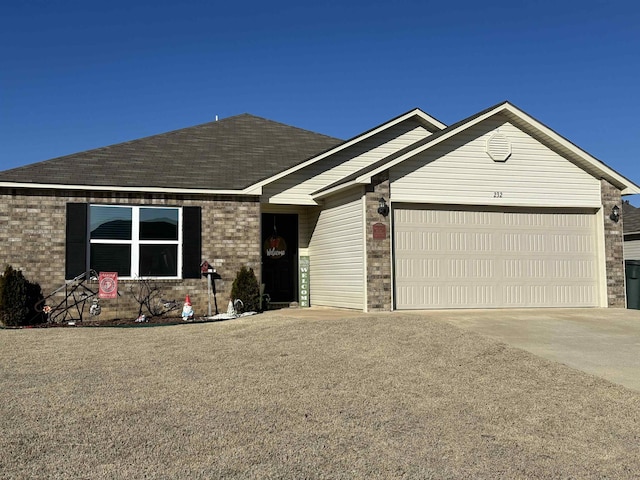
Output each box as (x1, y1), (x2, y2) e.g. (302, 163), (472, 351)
(182, 295), (194, 320)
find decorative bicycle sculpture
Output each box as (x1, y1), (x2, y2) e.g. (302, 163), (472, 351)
(35, 270), (102, 324)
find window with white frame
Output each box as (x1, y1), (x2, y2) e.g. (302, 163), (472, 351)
(89, 205), (182, 278)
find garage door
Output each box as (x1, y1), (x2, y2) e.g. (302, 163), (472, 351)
(394, 206), (600, 308)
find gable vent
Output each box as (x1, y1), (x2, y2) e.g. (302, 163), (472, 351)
(486, 130), (512, 162)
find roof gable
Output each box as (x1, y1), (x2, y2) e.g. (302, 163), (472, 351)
(245, 108), (447, 195)
(0, 114), (342, 192)
(314, 101), (640, 199)
(262, 118), (434, 205)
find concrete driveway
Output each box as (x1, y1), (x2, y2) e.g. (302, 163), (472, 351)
(411, 308), (640, 392)
(274, 306), (640, 392)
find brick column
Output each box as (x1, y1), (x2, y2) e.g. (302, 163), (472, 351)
(601, 179), (625, 307)
(365, 172), (392, 311)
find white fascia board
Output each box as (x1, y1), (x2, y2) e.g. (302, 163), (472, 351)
(407, 109), (448, 130)
(243, 184), (263, 195)
(265, 196), (318, 206)
(312, 179), (368, 201)
(622, 185), (640, 194)
(245, 109), (447, 194)
(0, 181), (246, 196)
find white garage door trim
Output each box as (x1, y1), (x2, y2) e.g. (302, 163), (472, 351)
(393, 204), (600, 309)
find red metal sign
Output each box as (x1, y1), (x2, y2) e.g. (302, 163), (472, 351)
(372, 222), (386, 240)
(98, 272), (118, 299)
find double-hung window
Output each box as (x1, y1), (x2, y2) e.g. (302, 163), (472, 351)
(89, 205), (181, 278)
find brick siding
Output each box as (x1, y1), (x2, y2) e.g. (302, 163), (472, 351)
(0, 188), (261, 321)
(365, 173), (392, 311)
(601, 179), (626, 307)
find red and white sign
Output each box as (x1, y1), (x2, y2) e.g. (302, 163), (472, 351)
(99, 272), (118, 299)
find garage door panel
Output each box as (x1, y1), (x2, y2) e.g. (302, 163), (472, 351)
(448, 285), (495, 306)
(394, 207), (599, 309)
(448, 258), (494, 278)
(502, 285), (545, 306)
(503, 258), (546, 278)
(395, 257), (441, 279)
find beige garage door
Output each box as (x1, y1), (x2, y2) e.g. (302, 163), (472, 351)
(394, 206), (600, 309)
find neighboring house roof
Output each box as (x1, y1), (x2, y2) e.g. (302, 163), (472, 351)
(312, 101), (640, 199)
(623, 201), (640, 234)
(0, 114), (342, 193)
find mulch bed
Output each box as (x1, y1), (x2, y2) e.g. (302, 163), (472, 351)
(6, 315), (238, 328)
(79, 316), (200, 327)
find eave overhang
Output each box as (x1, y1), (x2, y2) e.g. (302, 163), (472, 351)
(0, 181), (252, 196)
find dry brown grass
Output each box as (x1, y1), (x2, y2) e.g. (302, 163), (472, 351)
(1, 311), (639, 479)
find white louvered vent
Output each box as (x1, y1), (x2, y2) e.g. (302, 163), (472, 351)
(486, 130), (512, 162)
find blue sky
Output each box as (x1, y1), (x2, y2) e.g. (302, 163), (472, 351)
(2, 1), (639, 201)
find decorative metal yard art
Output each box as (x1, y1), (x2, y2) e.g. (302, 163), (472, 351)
(128, 277), (179, 320)
(35, 270), (102, 324)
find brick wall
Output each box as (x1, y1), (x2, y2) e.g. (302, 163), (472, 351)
(0, 188), (261, 321)
(601, 179), (626, 307)
(365, 173), (392, 311)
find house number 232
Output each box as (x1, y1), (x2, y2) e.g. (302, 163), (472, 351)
(493, 191), (503, 198)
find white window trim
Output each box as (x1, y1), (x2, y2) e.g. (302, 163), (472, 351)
(90, 205), (183, 280)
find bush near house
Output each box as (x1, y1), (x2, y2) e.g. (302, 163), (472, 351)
(0, 265), (46, 327)
(231, 266), (261, 313)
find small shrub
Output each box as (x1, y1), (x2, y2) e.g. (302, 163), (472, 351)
(231, 266), (261, 313)
(0, 265), (46, 327)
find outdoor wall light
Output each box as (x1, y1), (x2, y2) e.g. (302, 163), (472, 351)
(610, 205), (620, 223)
(377, 197), (389, 217)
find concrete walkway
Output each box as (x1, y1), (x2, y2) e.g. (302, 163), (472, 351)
(414, 308), (640, 392)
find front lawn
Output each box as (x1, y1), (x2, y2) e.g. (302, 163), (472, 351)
(1, 311), (639, 478)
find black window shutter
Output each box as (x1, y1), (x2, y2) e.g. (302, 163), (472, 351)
(66, 203), (88, 280)
(182, 206), (202, 279)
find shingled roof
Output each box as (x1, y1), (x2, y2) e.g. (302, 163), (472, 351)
(0, 114), (343, 191)
(623, 201), (640, 234)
